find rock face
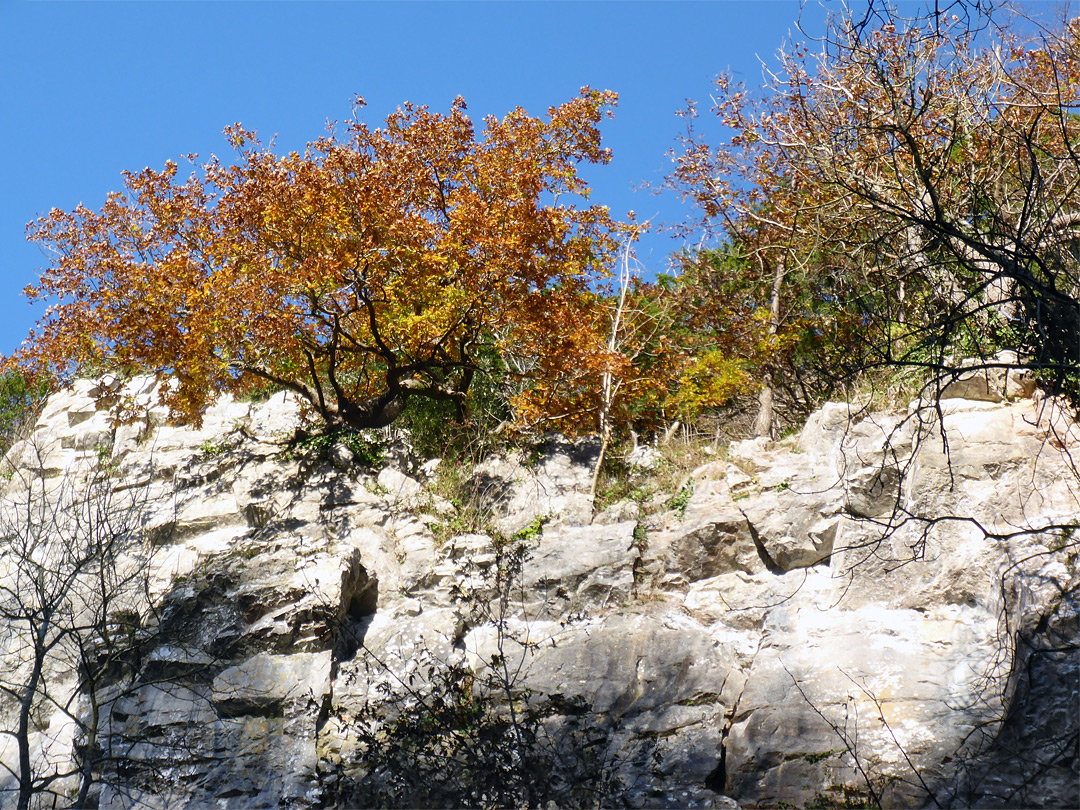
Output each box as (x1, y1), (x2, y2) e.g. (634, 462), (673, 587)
(0, 377), (1076, 809)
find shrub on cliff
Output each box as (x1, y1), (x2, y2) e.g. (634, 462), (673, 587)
(667, 3), (1080, 428)
(0, 369), (51, 456)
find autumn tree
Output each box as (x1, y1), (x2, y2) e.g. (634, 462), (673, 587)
(657, 242), (863, 438)
(666, 66), (864, 436)
(16, 90), (622, 432)
(512, 233), (794, 468)
(670, 1), (1080, 416)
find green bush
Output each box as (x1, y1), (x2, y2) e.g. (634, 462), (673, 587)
(0, 370), (52, 455)
(399, 348), (515, 463)
(283, 427), (386, 467)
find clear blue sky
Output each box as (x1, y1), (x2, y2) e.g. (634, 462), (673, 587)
(1, 0), (823, 358)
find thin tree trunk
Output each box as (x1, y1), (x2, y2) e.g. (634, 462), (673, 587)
(17, 619), (50, 810)
(590, 237), (634, 503)
(661, 420), (682, 446)
(589, 409), (612, 504)
(754, 255), (786, 438)
(74, 688), (100, 809)
(753, 373), (775, 438)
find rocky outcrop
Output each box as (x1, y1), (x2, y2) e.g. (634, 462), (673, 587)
(0, 377), (1076, 808)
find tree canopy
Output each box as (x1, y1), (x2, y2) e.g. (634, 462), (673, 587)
(668, 2), (1080, 421)
(17, 89), (622, 431)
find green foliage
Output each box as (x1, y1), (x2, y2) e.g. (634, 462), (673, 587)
(632, 522), (648, 551)
(668, 483), (694, 520)
(430, 513), (480, 547)
(0, 369), (52, 455)
(343, 432), (388, 466)
(199, 439), (229, 458)
(805, 786), (881, 809)
(1051, 523), (1078, 552)
(511, 515), (547, 544)
(95, 442), (115, 468)
(427, 462), (495, 545)
(400, 346), (515, 463)
(803, 749), (842, 764)
(283, 427), (386, 467)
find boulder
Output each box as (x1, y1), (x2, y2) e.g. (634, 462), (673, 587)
(212, 651), (332, 716)
(938, 351), (1037, 402)
(525, 520), (639, 604)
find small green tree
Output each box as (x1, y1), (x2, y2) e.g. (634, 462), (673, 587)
(0, 370), (52, 456)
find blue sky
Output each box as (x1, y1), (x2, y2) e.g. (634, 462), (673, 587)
(1, 0), (823, 358)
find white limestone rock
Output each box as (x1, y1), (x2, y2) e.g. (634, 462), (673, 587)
(0, 380), (1075, 810)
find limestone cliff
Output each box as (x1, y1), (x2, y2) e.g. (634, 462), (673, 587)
(0, 376), (1076, 809)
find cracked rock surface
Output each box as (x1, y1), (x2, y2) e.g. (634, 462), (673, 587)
(0, 378), (1076, 808)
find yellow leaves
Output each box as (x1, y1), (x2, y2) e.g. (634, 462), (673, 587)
(669, 350), (750, 419)
(508, 277), (678, 438)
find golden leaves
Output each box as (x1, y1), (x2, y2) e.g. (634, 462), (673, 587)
(18, 89), (623, 432)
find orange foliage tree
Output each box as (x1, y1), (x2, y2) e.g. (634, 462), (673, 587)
(16, 90), (623, 431)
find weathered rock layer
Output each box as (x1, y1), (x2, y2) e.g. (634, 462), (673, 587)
(0, 378), (1076, 808)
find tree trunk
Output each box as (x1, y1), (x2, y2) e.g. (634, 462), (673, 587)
(590, 236), (634, 504)
(74, 699), (99, 810)
(589, 428), (610, 504)
(17, 619), (50, 810)
(334, 384), (409, 431)
(753, 372), (775, 439)
(754, 255), (786, 439)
